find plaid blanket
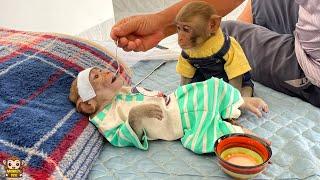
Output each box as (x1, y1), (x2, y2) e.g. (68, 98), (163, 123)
(0, 28), (130, 179)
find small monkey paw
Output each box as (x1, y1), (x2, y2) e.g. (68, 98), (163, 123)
(144, 104), (164, 120)
(242, 97), (269, 118)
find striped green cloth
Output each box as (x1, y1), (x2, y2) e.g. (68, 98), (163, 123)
(175, 78), (244, 154)
(90, 77), (243, 153)
(90, 89), (149, 150)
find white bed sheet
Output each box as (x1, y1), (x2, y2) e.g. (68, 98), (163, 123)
(92, 40), (179, 67)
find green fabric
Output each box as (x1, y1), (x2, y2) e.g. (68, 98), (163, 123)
(90, 77), (243, 153)
(90, 91), (148, 150)
(175, 78), (243, 154)
(91, 114), (148, 150)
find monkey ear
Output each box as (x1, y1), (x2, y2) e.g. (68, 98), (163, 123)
(3, 160), (6, 165)
(76, 98), (97, 115)
(209, 15), (221, 33)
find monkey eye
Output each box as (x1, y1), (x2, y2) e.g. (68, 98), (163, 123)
(182, 26), (192, 33)
(176, 25), (181, 32)
(16, 162), (20, 166)
(8, 163), (11, 166)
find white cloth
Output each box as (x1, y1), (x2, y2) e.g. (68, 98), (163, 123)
(77, 67), (96, 102)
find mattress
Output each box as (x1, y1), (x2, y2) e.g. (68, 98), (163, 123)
(88, 60), (320, 179)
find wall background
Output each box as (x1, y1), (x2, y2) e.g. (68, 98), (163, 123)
(0, 0), (113, 35)
(0, 0), (247, 41)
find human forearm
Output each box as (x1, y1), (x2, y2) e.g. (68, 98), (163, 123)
(110, 0), (244, 51)
(157, 0), (244, 27)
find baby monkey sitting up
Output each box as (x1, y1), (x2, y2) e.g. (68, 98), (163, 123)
(176, 1), (253, 97)
(69, 67), (268, 154)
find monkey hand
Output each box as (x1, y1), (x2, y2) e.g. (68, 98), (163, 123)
(241, 97), (269, 118)
(128, 104), (163, 140)
(242, 127), (271, 146)
(129, 104), (164, 121)
(140, 104), (164, 120)
(225, 118), (242, 127)
(110, 13), (176, 52)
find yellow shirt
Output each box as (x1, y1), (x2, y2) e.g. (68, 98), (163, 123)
(176, 28), (251, 80)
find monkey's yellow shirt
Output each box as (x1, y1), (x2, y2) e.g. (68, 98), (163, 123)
(176, 28), (251, 80)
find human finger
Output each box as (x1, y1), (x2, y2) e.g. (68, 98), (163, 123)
(122, 46), (131, 52)
(112, 19), (139, 38)
(110, 27), (118, 41)
(117, 37), (129, 48)
(110, 27), (125, 41)
(132, 39), (143, 52)
(126, 41), (138, 51)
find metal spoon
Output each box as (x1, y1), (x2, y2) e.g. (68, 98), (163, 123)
(113, 39), (120, 78)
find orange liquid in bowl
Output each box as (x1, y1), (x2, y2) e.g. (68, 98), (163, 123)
(221, 147), (263, 167)
(225, 153), (258, 166)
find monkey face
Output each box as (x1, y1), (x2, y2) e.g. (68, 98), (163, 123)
(89, 67), (124, 91)
(176, 17), (212, 50)
(88, 67), (124, 103)
(176, 22), (195, 49)
(7, 159), (21, 169)
(175, 2), (222, 50)
(70, 67), (125, 115)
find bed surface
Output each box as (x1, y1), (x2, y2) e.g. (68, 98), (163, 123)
(0, 28), (130, 179)
(88, 60), (320, 179)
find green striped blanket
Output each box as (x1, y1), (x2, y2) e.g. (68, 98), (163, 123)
(90, 77), (243, 154)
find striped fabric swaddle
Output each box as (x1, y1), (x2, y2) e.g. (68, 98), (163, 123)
(90, 78), (244, 154)
(175, 77), (244, 154)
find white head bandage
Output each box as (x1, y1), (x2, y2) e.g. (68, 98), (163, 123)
(77, 67), (96, 102)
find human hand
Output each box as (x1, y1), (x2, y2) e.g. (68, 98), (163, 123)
(241, 97), (269, 118)
(110, 13), (171, 52)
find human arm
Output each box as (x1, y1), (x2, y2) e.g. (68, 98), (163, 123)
(110, 0), (245, 51)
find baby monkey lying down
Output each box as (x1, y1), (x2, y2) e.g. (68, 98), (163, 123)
(69, 67), (268, 154)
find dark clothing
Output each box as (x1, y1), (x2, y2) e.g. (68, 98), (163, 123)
(181, 33), (253, 88)
(221, 0), (320, 107)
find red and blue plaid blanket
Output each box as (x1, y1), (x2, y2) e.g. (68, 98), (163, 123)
(0, 28), (131, 179)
